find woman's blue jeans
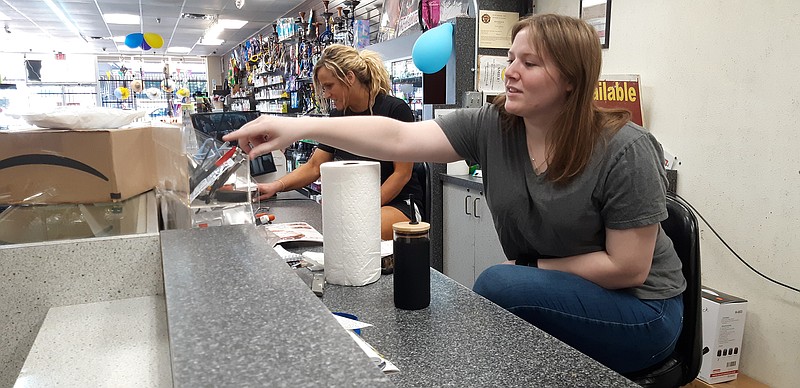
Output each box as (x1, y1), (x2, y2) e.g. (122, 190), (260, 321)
(473, 264), (683, 374)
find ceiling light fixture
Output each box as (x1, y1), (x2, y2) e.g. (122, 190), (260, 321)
(42, 0), (83, 38)
(217, 19), (248, 29)
(166, 46), (192, 54)
(197, 17), (246, 47)
(181, 13), (215, 21)
(104, 13), (140, 25)
(205, 23), (225, 40)
(197, 38), (224, 46)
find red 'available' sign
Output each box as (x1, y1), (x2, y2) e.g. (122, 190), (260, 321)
(593, 75), (644, 127)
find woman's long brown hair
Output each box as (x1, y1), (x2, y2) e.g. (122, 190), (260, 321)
(492, 14), (631, 183)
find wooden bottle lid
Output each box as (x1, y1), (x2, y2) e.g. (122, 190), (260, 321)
(392, 221), (430, 234)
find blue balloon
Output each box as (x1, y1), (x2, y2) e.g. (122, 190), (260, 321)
(124, 33), (144, 49)
(412, 23), (454, 74)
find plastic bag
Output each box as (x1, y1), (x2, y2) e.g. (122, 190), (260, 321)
(8, 106), (146, 129)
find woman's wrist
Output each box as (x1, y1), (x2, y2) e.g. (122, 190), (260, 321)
(276, 179), (286, 192)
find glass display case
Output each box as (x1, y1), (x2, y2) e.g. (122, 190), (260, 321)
(0, 190), (158, 245)
(388, 58), (423, 121)
(0, 83), (25, 130)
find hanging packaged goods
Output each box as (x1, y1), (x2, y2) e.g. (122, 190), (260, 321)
(224, 0), (368, 115)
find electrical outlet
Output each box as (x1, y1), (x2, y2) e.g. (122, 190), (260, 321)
(463, 91), (482, 108)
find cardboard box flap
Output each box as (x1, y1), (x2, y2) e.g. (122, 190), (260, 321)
(702, 287), (748, 304)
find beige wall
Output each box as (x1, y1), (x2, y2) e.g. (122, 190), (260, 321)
(537, 1), (800, 387)
(206, 55), (224, 92)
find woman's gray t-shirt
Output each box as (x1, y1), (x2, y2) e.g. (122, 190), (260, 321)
(435, 104), (686, 299)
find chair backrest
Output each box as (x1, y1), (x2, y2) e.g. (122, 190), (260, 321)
(412, 162), (431, 222)
(629, 194), (703, 387)
(663, 194), (703, 386)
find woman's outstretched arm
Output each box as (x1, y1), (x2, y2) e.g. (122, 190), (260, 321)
(223, 115), (461, 163)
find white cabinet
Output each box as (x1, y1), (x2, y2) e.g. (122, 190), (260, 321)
(442, 182), (505, 288)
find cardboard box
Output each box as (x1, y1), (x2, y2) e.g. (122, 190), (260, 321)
(0, 126), (185, 205)
(699, 287), (748, 384)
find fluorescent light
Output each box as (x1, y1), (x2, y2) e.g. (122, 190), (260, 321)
(0, 12), (11, 21)
(205, 24), (224, 40)
(104, 13), (140, 25)
(43, 0), (81, 37)
(167, 46), (192, 53)
(112, 36), (126, 43)
(217, 19), (248, 29)
(197, 38), (224, 46)
(582, 0), (607, 7)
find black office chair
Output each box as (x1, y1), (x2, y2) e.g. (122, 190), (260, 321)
(412, 162), (431, 222)
(625, 193), (703, 387)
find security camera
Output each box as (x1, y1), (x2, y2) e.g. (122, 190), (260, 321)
(102, 47), (107, 52)
(4, 24), (10, 34)
(212, 50), (217, 54)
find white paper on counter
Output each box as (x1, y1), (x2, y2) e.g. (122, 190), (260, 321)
(446, 160), (469, 175)
(334, 314), (373, 331)
(380, 240), (393, 257)
(346, 331), (400, 375)
(301, 251), (325, 265)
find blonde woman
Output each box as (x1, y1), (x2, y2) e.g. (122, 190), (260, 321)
(256, 44), (423, 240)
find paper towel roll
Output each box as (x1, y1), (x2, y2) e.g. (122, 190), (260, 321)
(320, 161), (381, 286)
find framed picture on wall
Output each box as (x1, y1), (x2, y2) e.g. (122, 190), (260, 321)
(580, 0), (612, 49)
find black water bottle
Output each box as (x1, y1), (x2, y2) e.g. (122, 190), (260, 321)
(392, 195), (430, 310)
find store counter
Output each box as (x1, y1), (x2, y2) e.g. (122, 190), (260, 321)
(160, 192), (637, 387)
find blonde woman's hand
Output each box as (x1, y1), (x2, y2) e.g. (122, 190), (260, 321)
(254, 181), (282, 201)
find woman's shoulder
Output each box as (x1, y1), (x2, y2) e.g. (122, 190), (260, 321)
(602, 122), (664, 167)
(378, 93), (407, 108)
(608, 122), (658, 149)
(437, 103), (500, 123)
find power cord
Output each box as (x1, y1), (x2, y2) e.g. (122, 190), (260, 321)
(675, 193), (800, 294)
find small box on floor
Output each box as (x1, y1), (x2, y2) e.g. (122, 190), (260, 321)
(685, 373), (768, 388)
(699, 286), (748, 384)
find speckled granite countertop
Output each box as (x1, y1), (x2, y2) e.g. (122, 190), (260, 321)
(323, 271), (636, 387)
(159, 191), (635, 387)
(270, 193), (636, 387)
(160, 223), (392, 388)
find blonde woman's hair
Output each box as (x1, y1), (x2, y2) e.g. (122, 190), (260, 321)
(492, 14), (631, 184)
(313, 44), (392, 114)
